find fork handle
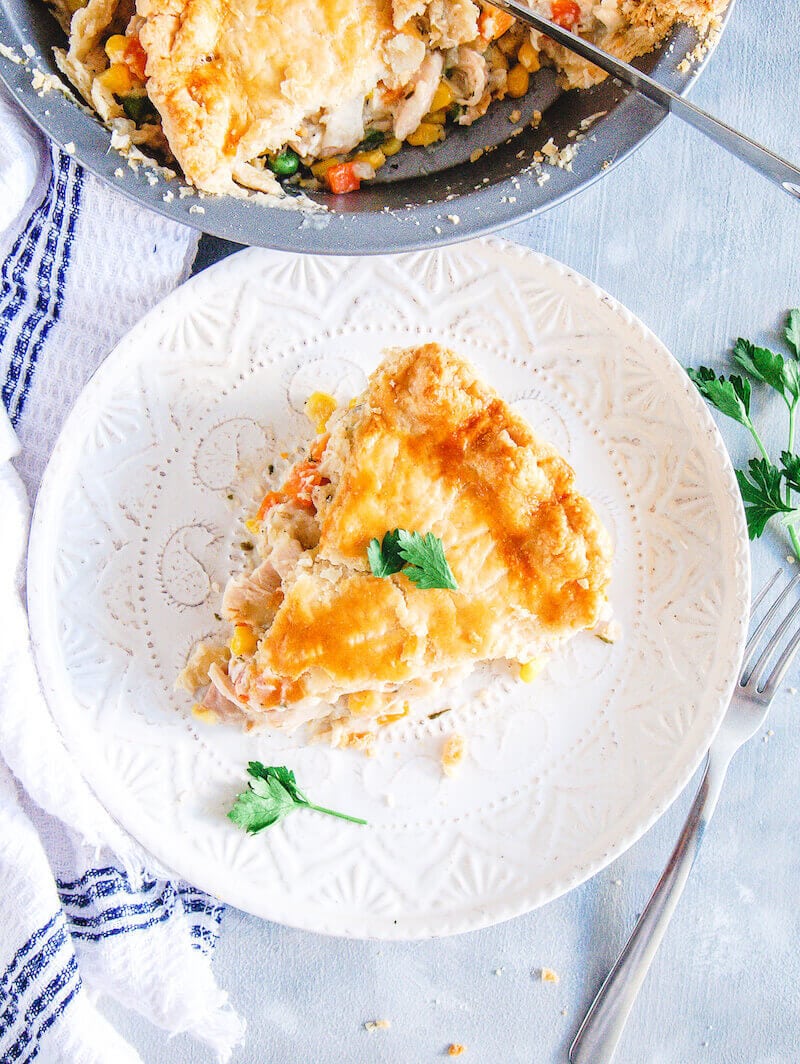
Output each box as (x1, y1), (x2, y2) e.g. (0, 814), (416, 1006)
(569, 745), (732, 1064)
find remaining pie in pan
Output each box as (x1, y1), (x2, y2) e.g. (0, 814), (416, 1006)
(43, 0), (728, 196)
(180, 343), (614, 748)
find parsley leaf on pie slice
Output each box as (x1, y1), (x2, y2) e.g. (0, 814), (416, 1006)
(367, 529), (406, 578)
(369, 528), (457, 589)
(395, 529), (458, 590)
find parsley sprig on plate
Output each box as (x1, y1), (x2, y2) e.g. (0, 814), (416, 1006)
(368, 529), (458, 590)
(687, 309), (800, 555)
(228, 763), (367, 833)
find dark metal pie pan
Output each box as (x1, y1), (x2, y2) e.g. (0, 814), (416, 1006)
(0, 0), (733, 252)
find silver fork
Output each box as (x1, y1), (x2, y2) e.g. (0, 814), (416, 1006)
(570, 570), (800, 1064)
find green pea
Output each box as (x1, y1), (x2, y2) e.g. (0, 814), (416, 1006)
(268, 148), (300, 176)
(121, 93), (158, 126)
(359, 129), (386, 150)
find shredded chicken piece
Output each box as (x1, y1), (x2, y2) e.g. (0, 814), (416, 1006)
(447, 46), (487, 108)
(222, 559), (282, 627)
(393, 51), (444, 140)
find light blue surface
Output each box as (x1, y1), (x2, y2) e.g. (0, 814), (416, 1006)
(101, 1), (800, 1059)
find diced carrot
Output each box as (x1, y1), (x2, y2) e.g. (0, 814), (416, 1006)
(325, 162), (361, 194)
(309, 433), (330, 463)
(478, 4), (515, 40)
(256, 437), (330, 520)
(550, 0), (581, 29)
(123, 37), (147, 81)
(255, 490), (285, 521)
(282, 459), (329, 509)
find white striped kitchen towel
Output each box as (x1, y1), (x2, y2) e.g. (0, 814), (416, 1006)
(0, 86), (245, 1062)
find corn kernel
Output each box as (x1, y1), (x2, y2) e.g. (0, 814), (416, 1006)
(192, 704), (219, 724)
(425, 108), (447, 125)
(97, 62), (133, 96)
(230, 624), (258, 657)
(353, 148), (387, 171)
(430, 80), (454, 112)
(382, 136), (402, 157)
(518, 40), (540, 72)
(310, 156), (343, 179)
(406, 122), (444, 147)
(104, 34), (128, 62)
(244, 518), (261, 535)
(506, 64), (530, 98)
(519, 657), (547, 683)
(304, 390), (337, 433)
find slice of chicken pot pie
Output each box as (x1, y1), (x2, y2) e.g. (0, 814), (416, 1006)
(47, 0), (728, 196)
(138, 0), (396, 194)
(180, 344), (613, 748)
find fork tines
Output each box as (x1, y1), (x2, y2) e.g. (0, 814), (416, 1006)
(742, 569), (800, 696)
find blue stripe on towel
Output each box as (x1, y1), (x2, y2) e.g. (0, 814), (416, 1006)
(55, 864), (135, 893)
(0, 164), (55, 359)
(2, 957), (80, 1063)
(1, 150), (83, 425)
(14, 159), (83, 422)
(17, 978), (82, 1064)
(0, 913), (80, 1061)
(0, 153), (67, 415)
(0, 915), (62, 1009)
(69, 908), (175, 943)
(56, 867), (224, 948)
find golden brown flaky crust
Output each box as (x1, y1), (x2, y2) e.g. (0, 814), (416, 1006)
(50, 0), (729, 193)
(540, 0), (727, 89)
(247, 344), (613, 709)
(138, 0), (394, 192)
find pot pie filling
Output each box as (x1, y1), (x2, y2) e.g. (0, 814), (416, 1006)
(43, 0), (727, 196)
(179, 344), (614, 750)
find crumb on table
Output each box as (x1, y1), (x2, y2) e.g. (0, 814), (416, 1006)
(539, 967), (560, 984)
(364, 1019), (391, 1033)
(448, 1044), (466, 1057)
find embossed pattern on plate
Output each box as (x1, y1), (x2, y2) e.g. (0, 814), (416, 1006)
(27, 239), (750, 938)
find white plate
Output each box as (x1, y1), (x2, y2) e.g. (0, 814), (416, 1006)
(28, 238), (750, 939)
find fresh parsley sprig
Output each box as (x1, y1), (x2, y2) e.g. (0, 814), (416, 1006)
(687, 309), (800, 555)
(228, 763), (367, 834)
(367, 528), (458, 590)
(735, 459), (794, 538)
